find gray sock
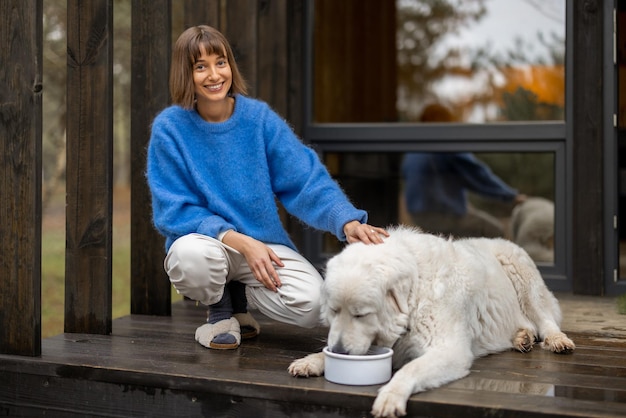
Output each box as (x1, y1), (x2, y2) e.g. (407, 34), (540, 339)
(208, 289), (233, 324)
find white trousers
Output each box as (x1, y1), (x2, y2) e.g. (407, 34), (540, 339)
(164, 233), (323, 328)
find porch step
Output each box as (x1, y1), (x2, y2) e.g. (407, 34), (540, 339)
(0, 300), (624, 417)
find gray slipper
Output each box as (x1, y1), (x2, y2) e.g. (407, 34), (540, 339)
(234, 312), (261, 339)
(195, 317), (241, 349)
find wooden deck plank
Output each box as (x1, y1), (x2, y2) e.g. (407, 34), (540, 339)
(0, 300), (625, 417)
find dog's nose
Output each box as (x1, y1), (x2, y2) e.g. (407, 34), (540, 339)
(330, 341), (349, 355)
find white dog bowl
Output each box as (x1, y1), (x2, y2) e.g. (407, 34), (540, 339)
(323, 346), (393, 386)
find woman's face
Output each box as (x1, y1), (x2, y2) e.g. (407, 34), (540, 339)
(192, 46), (232, 105)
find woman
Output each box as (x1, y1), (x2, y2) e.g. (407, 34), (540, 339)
(147, 25), (387, 350)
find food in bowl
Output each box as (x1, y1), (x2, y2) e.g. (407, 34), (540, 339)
(323, 346), (393, 386)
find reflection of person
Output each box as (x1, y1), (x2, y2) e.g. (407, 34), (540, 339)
(147, 25), (388, 350)
(402, 103), (526, 238)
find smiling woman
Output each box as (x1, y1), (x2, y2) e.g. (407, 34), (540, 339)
(192, 50), (235, 123)
(145, 25), (387, 352)
(169, 25), (247, 113)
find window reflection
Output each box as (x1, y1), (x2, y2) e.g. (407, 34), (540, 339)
(324, 151), (555, 265)
(314, 0), (565, 123)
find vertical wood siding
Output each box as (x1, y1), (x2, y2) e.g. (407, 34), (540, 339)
(0, 0), (43, 356)
(130, 0), (171, 316)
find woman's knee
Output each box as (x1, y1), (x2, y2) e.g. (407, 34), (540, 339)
(165, 234), (229, 304)
(280, 280), (323, 328)
(294, 299), (322, 328)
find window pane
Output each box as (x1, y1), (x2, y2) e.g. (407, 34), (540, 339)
(323, 152), (555, 265)
(313, 0), (565, 123)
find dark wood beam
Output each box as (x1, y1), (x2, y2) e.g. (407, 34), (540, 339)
(65, 0), (114, 333)
(130, 0), (171, 315)
(0, 0), (43, 356)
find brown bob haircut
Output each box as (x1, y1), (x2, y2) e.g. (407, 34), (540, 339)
(170, 25), (248, 109)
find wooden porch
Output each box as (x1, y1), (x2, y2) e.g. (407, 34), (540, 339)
(1, 296), (625, 417)
(2, 1), (625, 417)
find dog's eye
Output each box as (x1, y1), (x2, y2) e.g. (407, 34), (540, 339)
(353, 313), (370, 319)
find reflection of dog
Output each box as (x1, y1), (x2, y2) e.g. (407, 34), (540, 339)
(288, 226), (574, 418)
(511, 197), (554, 263)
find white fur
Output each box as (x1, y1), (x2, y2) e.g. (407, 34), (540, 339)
(288, 225), (574, 418)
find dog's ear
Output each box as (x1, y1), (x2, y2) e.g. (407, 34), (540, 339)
(374, 263), (411, 316)
(387, 287), (409, 316)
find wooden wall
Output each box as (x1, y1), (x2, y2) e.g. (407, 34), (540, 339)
(313, 0), (396, 123)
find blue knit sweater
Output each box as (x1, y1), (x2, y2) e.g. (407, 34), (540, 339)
(147, 95), (367, 251)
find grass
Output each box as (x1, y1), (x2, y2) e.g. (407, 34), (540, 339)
(42, 187), (181, 339)
(41, 224), (133, 338)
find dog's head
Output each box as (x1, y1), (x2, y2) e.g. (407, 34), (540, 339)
(321, 231), (413, 355)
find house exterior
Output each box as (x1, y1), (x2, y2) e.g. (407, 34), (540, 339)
(0, 0), (624, 358)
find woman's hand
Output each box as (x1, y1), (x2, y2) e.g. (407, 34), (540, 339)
(222, 231), (284, 292)
(343, 220), (389, 244)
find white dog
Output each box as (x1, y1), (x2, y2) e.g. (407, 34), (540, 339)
(288, 225), (575, 418)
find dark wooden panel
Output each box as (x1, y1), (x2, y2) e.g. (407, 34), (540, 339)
(286, 0), (305, 136)
(313, 0), (396, 123)
(65, 0), (113, 334)
(571, 0), (604, 295)
(282, 0), (307, 249)
(222, 0), (258, 95)
(258, 0), (287, 115)
(0, 0), (43, 356)
(183, 0), (219, 28)
(130, 1), (172, 316)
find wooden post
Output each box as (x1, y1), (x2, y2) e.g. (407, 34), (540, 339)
(0, 0), (43, 356)
(65, 0), (113, 333)
(571, 0), (604, 295)
(130, 0), (171, 315)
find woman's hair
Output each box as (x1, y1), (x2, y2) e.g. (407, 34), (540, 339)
(170, 25), (248, 108)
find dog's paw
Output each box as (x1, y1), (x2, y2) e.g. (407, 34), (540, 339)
(371, 379), (413, 418)
(513, 328), (535, 353)
(541, 332), (575, 354)
(287, 352), (325, 377)
(371, 389), (408, 418)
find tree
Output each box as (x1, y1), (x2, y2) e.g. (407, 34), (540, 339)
(396, 0), (565, 122)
